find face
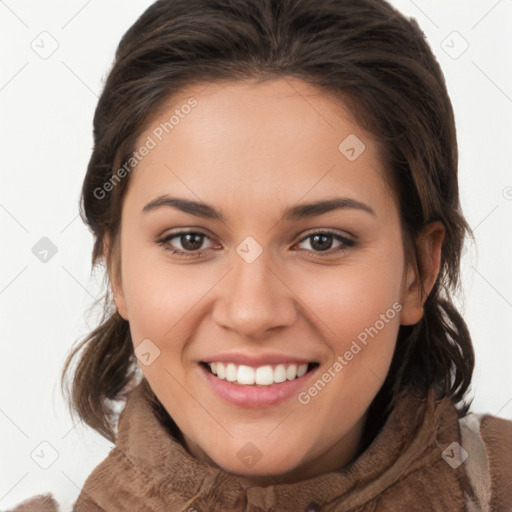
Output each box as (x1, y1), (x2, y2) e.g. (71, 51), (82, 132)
(110, 77), (441, 485)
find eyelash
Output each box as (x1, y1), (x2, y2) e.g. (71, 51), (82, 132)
(156, 229), (356, 258)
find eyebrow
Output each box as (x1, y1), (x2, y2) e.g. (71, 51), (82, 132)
(141, 195), (376, 220)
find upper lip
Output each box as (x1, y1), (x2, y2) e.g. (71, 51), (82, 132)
(201, 352), (317, 367)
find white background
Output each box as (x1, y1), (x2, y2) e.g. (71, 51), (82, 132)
(1, 1), (511, 509)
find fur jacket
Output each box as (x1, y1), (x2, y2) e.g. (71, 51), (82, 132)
(8, 379), (512, 511)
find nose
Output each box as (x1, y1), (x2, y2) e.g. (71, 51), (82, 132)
(212, 250), (298, 341)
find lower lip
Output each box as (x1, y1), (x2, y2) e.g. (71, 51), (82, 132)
(199, 364), (318, 408)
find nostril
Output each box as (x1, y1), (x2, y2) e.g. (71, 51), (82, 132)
(305, 502), (320, 512)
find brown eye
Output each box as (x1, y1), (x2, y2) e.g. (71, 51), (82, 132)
(178, 233), (205, 251)
(309, 234), (334, 251)
(157, 230), (215, 257)
(296, 231), (355, 254)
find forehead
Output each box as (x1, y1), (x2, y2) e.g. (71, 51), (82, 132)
(125, 77), (394, 217)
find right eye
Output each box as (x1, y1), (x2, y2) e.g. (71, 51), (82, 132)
(157, 230), (217, 257)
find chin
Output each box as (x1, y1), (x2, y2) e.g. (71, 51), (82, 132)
(206, 441), (307, 481)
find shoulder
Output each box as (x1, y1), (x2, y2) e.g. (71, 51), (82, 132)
(480, 414), (512, 511)
(5, 493), (60, 512)
(459, 412), (512, 512)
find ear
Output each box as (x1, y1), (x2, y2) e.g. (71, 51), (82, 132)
(104, 234), (129, 321)
(400, 221), (445, 326)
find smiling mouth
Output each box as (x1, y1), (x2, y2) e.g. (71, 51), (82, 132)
(200, 361), (319, 386)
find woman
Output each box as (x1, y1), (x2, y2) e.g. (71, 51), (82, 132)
(10, 0), (512, 510)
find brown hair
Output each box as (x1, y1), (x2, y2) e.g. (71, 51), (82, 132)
(61, 0), (474, 443)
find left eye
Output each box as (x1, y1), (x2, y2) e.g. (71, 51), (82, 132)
(295, 231), (355, 253)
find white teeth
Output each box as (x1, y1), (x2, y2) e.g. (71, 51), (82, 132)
(286, 364), (297, 380)
(274, 364), (287, 383)
(237, 365), (255, 385)
(226, 363), (237, 382)
(255, 365), (274, 386)
(297, 364), (308, 377)
(206, 361), (313, 386)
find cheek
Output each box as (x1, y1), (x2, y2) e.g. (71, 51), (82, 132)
(120, 234), (206, 326)
(296, 256), (403, 341)
(291, 245), (404, 398)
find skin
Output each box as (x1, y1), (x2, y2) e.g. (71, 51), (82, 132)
(109, 77), (444, 486)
